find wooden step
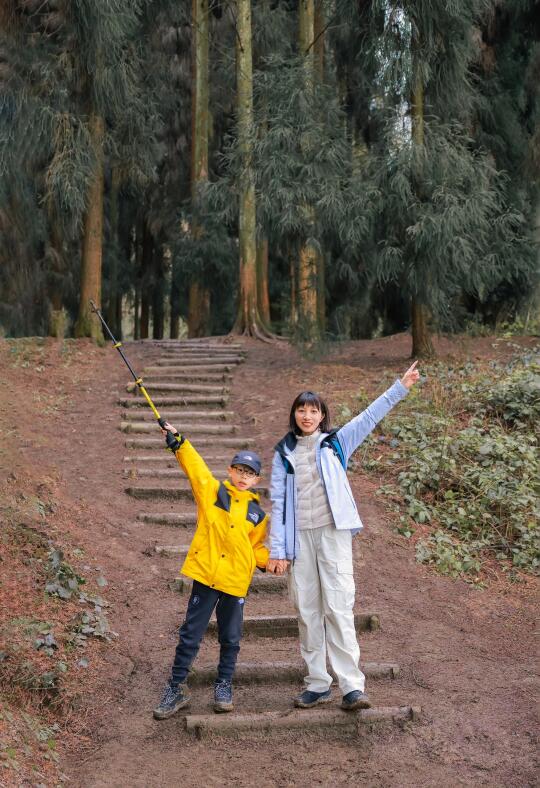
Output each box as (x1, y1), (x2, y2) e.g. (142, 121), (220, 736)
(144, 343), (245, 353)
(118, 396), (228, 408)
(126, 382), (229, 395)
(126, 484), (269, 500)
(120, 422), (237, 434)
(124, 453), (231, 464)
(155, 356), (243, 366)
(173, 572), (285, 594)
(188, 661), (400, 685)
(138, 512), (197, 527)
(124, 436), (252, 449)
(121, 410), (234, 422)
(207, 613), (379, 637)
(142, 367), (234, 378)
(125, 467), (227, 480)
(185, 706), (420, 739)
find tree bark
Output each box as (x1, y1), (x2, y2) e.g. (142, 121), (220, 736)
(140, 221), (152, 339)
(188, 280), (211, 337)
(170, 268), (181, 338)
(256, 236), (271, 326)
(411, 299), (434, 358)
(105, 166), (121, 338)
(74, 112), (105, 339)
(314, 0), (325, 335)
(297, 0), (319, 342)
(152, 244), (165, 339)
(47, 219), (67, 338)
(410, 67), (434, 358)
(232, 0), (270, 338)
(188, 0), (211, 336)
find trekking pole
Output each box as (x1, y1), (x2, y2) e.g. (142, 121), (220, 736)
(90, 300), (176, 446)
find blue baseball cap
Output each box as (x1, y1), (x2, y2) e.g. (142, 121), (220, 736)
(231, 450), (262, 475)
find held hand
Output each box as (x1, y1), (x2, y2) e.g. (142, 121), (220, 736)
(400, 360), (420, 389)
(267, 558), (290, 576)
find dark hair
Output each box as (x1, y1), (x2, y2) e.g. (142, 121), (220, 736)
(289, 391), (332, 435)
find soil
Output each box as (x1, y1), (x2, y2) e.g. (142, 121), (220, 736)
(0, 333), (538, 788)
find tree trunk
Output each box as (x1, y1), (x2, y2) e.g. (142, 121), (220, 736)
(188, 0), (211, 336)
(256, 236), (271, 326)
(74, 112), (105, 340)
(410, 62), (433, 358)
(411, 299), (434, 358)
(232, 0), (269, 338)
(47, 219), (67, 338)
(170, 268), (181, 339)
(106, 166), (121, 338)
(290, 247), (298, 328)
(314, 0), (325, 335)
(140, 221), (152, 339)
(152, 244), (165, 339)
(188, 280), (211, 337)
(297, 0), (319, 342)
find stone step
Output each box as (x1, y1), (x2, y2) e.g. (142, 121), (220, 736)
(185, 706), (420, 738)
(118, 396), (227, 408)
(188, 661), (400, 686)
(120, 422), (237, 434)
(126, 382), (229, 395)
(124, 453), (231, 464)
(155, 356), (243, 366)
(122, 410), (234, 422)
(142, 367), (233, 379)
(125, 435), (251, 450)
(138, 512), (197, 527)
(152, 360), (239, 369)
(173, 573), (285, 594)
(126, 484), (269, 500)
(208, 613), (379, 637)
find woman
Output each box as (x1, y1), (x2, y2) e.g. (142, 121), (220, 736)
(267, 362), (419, 710)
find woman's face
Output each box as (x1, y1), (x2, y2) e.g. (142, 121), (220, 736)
(295, 403), (324, 436)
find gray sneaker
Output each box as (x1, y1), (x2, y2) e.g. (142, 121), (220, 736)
(340, 689), (371, 710)
(153, 682), (190, 720)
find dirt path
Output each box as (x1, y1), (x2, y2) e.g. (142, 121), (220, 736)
(3, 335), (538, 787)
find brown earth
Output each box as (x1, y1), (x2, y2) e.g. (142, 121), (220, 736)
(0, 333), (538, 788)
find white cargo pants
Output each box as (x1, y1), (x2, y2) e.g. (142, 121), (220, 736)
(288, 525), (365, 695)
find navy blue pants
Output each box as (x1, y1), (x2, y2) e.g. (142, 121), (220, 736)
(170, 580), (244, 686)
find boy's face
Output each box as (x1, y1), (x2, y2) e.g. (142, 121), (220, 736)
(228, 464), (260, 491)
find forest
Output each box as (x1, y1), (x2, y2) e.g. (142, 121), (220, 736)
(0, 0), (538, 356)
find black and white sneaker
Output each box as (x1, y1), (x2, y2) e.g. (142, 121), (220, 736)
(213, 679), (233, 713)
(153, 682), (190, 720)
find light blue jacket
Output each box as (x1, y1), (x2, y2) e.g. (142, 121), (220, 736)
(269, 380), (409, 560)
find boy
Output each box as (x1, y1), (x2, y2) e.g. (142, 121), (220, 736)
(153, 422), (269, 719)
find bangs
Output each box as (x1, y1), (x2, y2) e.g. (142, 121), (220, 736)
(295, 391), (324, 411)
(289, 390), (332, 435)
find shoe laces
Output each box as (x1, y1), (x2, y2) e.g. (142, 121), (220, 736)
(214, 680), (232, 701)
(162, 683), (179, 704)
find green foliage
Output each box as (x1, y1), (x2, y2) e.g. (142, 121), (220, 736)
(360, 354), (540, 578)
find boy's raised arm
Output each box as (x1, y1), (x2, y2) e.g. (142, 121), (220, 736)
(162, 422), (218, 507)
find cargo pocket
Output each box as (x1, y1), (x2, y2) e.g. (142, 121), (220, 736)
(323, 560), (355, 613)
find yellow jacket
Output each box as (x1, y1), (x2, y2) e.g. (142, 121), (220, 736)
(174, 440), (269, 597)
